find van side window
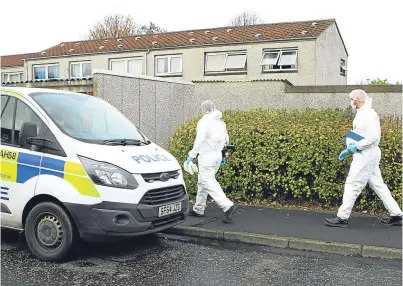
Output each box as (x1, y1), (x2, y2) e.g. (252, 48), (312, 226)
(14, 100), (47, 146)
(13, 99), (66, 156)
(0, 96), (65, 156)
(1, 95), (16, 144)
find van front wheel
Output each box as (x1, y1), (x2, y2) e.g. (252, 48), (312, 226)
(25, 202), (75, 261)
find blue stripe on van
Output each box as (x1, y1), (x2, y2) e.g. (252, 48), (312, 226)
(40, 169), (64, 179)
(17, 152), (41, 166)
(41, 157), (65, 172)
(16, 164), (40, 184)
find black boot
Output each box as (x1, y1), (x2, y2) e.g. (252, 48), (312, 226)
(324, 216), (348, 227)
(188, 209), (204, 217)
(222, 205), (237, 223)
(381, 215), (402, 226)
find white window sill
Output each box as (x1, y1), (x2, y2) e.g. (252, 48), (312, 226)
(262, 69), (298, 74)
(155, 73), (183, 77)
(204, 71), (247, 76)
(33, 78), (61, 81)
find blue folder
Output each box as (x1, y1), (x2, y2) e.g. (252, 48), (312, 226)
(344, 130), (365, 146)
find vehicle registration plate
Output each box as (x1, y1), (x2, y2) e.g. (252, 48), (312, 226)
(158, 202), (182, 217)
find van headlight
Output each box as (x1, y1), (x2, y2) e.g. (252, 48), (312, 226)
(78, 156), (139, 189)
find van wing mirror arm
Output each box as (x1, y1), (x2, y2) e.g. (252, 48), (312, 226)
(27, 137), (44, 148)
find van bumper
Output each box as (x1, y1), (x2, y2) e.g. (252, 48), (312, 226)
(64, 196), (189, 242)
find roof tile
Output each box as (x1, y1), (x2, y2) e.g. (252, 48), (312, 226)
(1, 19), (335, 67)
(1, 53), (40, 68)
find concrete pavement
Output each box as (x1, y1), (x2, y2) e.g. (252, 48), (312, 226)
(164, 204), (402, 259)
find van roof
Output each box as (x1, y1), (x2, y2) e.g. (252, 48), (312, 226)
(1, 87), (88, 97)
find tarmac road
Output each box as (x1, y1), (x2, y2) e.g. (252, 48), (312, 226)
(1, 230), (401, 286)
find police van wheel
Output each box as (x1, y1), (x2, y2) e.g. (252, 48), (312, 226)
(25, 202), (75, 262)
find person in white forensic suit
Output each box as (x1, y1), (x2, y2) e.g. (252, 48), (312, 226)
(325, 89), (402, 227)
(185, 100), (237, 223)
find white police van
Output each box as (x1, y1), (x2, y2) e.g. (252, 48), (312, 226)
(0, 87), (189, 261)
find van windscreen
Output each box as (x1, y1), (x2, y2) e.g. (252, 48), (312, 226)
(30, 92), (147, 144)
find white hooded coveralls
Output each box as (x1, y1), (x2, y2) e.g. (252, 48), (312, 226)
(337, 100), (402, 219)
(189, 110), (234, 214)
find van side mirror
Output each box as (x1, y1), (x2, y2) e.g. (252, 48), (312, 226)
(19, 122), (40, 149)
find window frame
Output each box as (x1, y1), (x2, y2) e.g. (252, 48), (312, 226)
(70, 61), (92, 79)
(340, 59), (347, 76)
(2, 72), (23, 83)
(260, 48), (299, 72)
(155, 54), (183, 77)
(2, 73), (9, 83)
(204, 50), (248, 74)
(33, 64), (60, 81)
(109, 57), (143, 75)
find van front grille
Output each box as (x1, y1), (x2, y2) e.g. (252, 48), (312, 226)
(139, 185), (186, 206)
(141, 170), (180, 183)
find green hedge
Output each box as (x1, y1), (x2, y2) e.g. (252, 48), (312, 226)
(169, 108), (402, 212)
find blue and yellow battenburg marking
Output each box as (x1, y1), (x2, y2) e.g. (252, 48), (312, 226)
(0, 149), (99, 197)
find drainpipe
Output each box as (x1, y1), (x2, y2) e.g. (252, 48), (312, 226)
(145, 49), (150, 76)
(25, 60), (28, 83)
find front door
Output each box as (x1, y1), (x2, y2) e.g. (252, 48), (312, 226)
(0, 94), (46, 229)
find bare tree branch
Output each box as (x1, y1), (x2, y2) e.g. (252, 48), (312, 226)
(138, 22), (167, 35)
(88, 15), (168, 40)
(88, 14), (138, 40)
(230, 11), (264, 26)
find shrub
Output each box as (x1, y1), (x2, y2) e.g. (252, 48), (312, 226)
(168, 108), (402, 212)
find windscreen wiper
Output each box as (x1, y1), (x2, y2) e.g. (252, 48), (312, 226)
(101, 139), (141, 146)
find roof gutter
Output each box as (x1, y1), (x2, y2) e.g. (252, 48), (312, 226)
(21, 37), (318, 61)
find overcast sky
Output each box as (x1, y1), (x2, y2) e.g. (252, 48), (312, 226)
(1, 0), (402, 84)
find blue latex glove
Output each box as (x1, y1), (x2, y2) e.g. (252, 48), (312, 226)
(347, 144), (359, 153)
(338, 149), (350, 161)
(186, 156), (193, 164)
(221, 157), (227, 164)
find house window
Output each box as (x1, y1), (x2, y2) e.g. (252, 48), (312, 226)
(10, 74), (19, 82)
(205, 51), (247, 73)
(340, 59), (347, 76)
(110, 60), (126, 73)
(109, 57), (143, 75)
(128, 59), (143, 74)
(260, 49), (298, 71)
(155, 55), (182, 76)
(2, 73), (23, 83)
(34, 64), (60, 80)
(70, 62), (92, 78)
